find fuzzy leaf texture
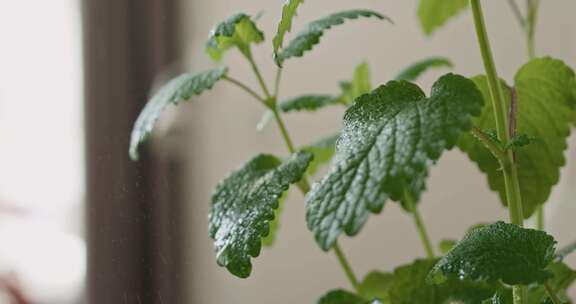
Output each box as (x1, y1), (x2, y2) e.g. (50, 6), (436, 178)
(209, 152), (312, 278)
(275, 10), (390, 66)
(458, 57), (576, 218)
(395, 57), (454, 81)
(273, 0), (305, 55)
(280, 95), (340, 112)
(305, 74), (484, 250)
(206, 13), (264, 61)
(129, 67), (227, 160)
(418, 0), (469, 35)
(429, 221), (557, 285)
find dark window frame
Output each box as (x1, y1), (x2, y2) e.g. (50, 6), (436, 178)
(82, 1), (185, 303)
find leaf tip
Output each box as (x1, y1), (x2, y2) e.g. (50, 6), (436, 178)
(129, 147), (140, 161)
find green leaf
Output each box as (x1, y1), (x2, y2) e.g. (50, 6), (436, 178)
(206, 13), (264, 61)
(302, 134), (339, 176)
(484, 263), (576, 304)
(548, 263), (576, 303)
(395, 57), (453, 81)
(209, 152), (312, 278)
(458, 57), (576, 218)
(258, 61), (371, 131)
(279, 95), (339, 112)
(276, 10), (390, 66)
(261, 192), (287, 247)
(527, 262), (576, 304)
(260, 61), (371, 131)
(352, 62), (372, 100)
(317, 290), (367, 304)
(256, 95), (338, 131)
(438, 239), (457, 255)
(518, 57), (576, 109)
(336, 81), (354, 105)
(429, 221), (557, 285)
(386, 259), (495, 304)
(388, 259), (439, 303)
(359, 271), (394, 302)
(273, 0), (305, 55)
(306, 74), (483, 250)
(358, 260), (498, 304)
(418, 0), (469, 35)
(335, 62), (374, 105)
(129, 67), (228, 160)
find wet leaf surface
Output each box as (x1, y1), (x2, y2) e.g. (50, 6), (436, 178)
(429, 222), (557, 285)
(209, 152), (312, 278)
(306, 74), (483, 250)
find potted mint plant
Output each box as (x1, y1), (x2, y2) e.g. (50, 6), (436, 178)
(130, 1), (576, 303)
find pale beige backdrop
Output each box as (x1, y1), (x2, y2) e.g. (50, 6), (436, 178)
(161, 1), (576, 303)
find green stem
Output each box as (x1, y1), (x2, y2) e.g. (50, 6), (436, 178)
(271, 108), (311, 193)
(536, 205), (544, 230)
(223, 76), (267, 104)
(513, 287), (528, 304)
(274, 68), (283, 98)
(471, 127), (506, 161)
(334, 244), (361, 293)
(404, 190), (435, 259)
(507, 0), (526, 28)
(270, 108), (359, 290)
(245, 48), (272, 99)
(544, 282), (562, 304)
(273, 109), (358, 290)
(471, 0), (511, 146)
(526, 0), (540, 59)
(471, 0), (525, 227)
(241, 49), (358, 290)
(471, 1), (526, 302)
(272, 109), (297, 153)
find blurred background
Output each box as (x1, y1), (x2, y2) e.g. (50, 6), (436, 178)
(0, 0), (574, 303)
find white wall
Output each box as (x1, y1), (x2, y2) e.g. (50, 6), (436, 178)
(170, 1), (576, 303)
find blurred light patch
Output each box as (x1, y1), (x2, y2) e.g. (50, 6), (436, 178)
(0, 0), (85, 303)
